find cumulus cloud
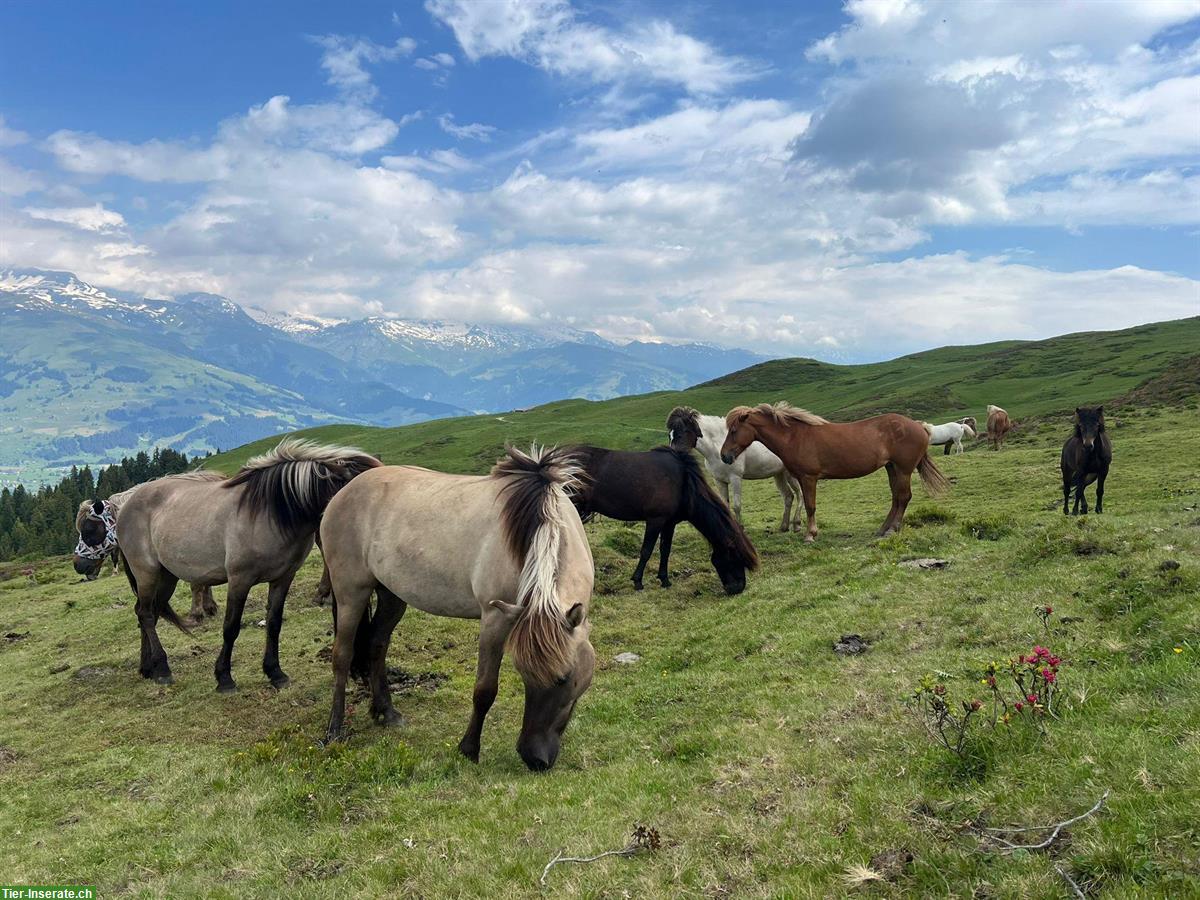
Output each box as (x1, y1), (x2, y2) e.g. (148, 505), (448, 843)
(0, 115), (30, 148)
(425, 0), (759, 94)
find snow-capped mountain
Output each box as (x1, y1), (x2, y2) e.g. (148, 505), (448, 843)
(0, 268), (768, 479)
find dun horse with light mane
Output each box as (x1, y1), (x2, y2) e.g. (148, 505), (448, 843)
(986, 405), (1013, 450)
(318, 446), (596, 771)
(116, 439), (381, 688)
(720, 402), (949, 542)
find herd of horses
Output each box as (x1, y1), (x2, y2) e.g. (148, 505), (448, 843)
(70, 400), (1111, 771)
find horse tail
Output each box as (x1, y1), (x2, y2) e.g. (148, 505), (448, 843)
(917, 453), (950, 497)
(676, 450), (759, 570)
(224, 438), (382, 536)
(494, 445), (589, 687)
(921, 422), (934, 439)
(120, 548), (137, 597)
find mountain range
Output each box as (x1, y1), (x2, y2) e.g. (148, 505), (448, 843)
(0, 269), (765, 482)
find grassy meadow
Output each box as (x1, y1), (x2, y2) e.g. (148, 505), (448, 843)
(1, 323), (1198, 897)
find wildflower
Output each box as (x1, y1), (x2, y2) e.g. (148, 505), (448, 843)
(1048, 655), (1062, 667)
(986, 676), (997, 688)
(970, 699), (983, 711)
(1045, 606), (1053, 614)
(1042, 669), (1057, 683)
(933, 684), (947, 696)
(1014, 701), (1024, 711)
(1027, 694), (1038, 704)
(1175, 647), (1184, 654)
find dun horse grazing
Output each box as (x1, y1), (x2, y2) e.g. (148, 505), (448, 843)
(986, 405), (1013, 450)
(1061, 406), (1112, 515)
(720, 402), (949, 542)
(319, 446), (596, 771)
(570, 445), (758, 594)
(667, 406), (802, 531)
(924, 420), (976, 456)
(117, 440), (380, 687)
(74, 488), (218, 622)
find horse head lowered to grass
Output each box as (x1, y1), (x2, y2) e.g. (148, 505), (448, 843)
(569, 444), (758, 595)
(318, 445), (596, 771)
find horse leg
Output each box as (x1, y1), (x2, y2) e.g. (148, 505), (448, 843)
(730, 476), (743, 521)
(718, 479), (731, 508)
(138, 571), (177, 685)
(1095, 466), (1107, 514)
(214, 580), (252, 693)
(313, 562), (333, 607)
(1062, 468), (1072, 515)
(657, 521), (677, 588)
(892, 468), (914, 533)
(367, 586), (407, 727)
(109, 548), (120, 576)
(261, 573), (295, 688)
(202, 585), (218, 617)
(631, 521), (662, 590)
(773, 472), (793, 533)
(943, 441), (951, 456)
(786, 473), (803, 531)
(799, 475), (819, 543)
(187, 584), (207, 623)
(880, 463), (902, 536)
(1072, 472), (1087, 515)
(458, 608), (509, 762)
(324, 576), (374, 744)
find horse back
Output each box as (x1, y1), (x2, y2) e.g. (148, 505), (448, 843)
(574, 447), (685, 521)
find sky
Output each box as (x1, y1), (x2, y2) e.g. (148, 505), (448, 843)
(1, 0), (1198, 361)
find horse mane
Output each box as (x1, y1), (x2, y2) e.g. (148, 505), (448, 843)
(224, 438), (381, 536)
(675, 450), (759, 570)
(493, 445), (588, 687)
(987, 404), (1006, 417)
(728, 401), (829, 428)
(666, 405), (700, 433)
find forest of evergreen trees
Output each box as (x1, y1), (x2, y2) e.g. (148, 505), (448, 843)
(0, 448), (202, 561)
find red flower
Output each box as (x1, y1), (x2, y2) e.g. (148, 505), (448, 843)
(1043, 670), (1057, 683)
(1027, 694), (1038, 704)
(1045, 606), (1053, 614)
(1014, 701), (1024, 711)
(986, 676), (997, 688)
(970, 699), (983, 711)
(1048, 655), (1061, 667)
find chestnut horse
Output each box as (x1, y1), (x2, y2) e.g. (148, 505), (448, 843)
(720, 402), (949, 542)
(986, 405), (1013, 450)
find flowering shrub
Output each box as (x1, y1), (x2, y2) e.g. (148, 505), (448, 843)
(909, 645), (1064, 760)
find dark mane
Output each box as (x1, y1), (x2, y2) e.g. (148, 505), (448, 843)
(675, 450), (759, 570)
(492, 445), (587, 563)
(224, 438), (381, 536)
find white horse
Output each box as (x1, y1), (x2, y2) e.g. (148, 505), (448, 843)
(667, 406), (802, 531)
(924, 420), (976, 455)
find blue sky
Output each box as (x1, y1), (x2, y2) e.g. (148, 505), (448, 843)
(1, 0), (1198, 360)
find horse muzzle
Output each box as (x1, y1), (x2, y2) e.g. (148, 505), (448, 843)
(73, 555), (101, 579)
(720, 451), (736, 465)
(518, 735), (560, 772)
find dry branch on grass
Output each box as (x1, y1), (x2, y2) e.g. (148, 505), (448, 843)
(977, 789), (1109, 852)
(539, 824), (661, 886)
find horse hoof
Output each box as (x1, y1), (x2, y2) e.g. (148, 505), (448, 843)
(804, 535), (816, 544)
(270, 675), (290, 690)
(216, 681), (237, 694)
(457, 739), (480, 762)
(659, 579), (671, 588)
(376, 708), (404, 728)
(153, 673), (174, 686)
(632, 581), (644, 591)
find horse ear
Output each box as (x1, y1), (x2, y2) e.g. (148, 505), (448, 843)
(488, 599), (522, 620)
(1097, 406), (1103, 415)
(92, 500), (105, 515)
(565, 602), (586, 629)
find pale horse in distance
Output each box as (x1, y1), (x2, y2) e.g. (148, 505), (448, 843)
(667, 406), (802, 532)
(924, 420), (977, 455)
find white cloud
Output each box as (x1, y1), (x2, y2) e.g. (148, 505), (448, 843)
(0, 115), (30, 148)
(438, 113), (496, 142)
(311, 34), (417, 101)
(0, 157), (43, 195)
(425, 0), (760, 94)
(23, 203), (127, 232)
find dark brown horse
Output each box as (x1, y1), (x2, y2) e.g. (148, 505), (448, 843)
(570, 446), (758, 595)
(1061, 406), (1111, 515)
(720, 402), (949, 542)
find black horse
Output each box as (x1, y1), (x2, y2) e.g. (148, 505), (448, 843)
(1061, 406), (1112, 515)
(570, 445), (758, 594)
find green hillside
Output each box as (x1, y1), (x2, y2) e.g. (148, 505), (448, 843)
(1, 317), (1198, 897)
(210, 317), (1200, 473)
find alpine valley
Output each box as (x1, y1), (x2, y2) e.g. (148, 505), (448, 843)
(0, 269), (765, 483)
